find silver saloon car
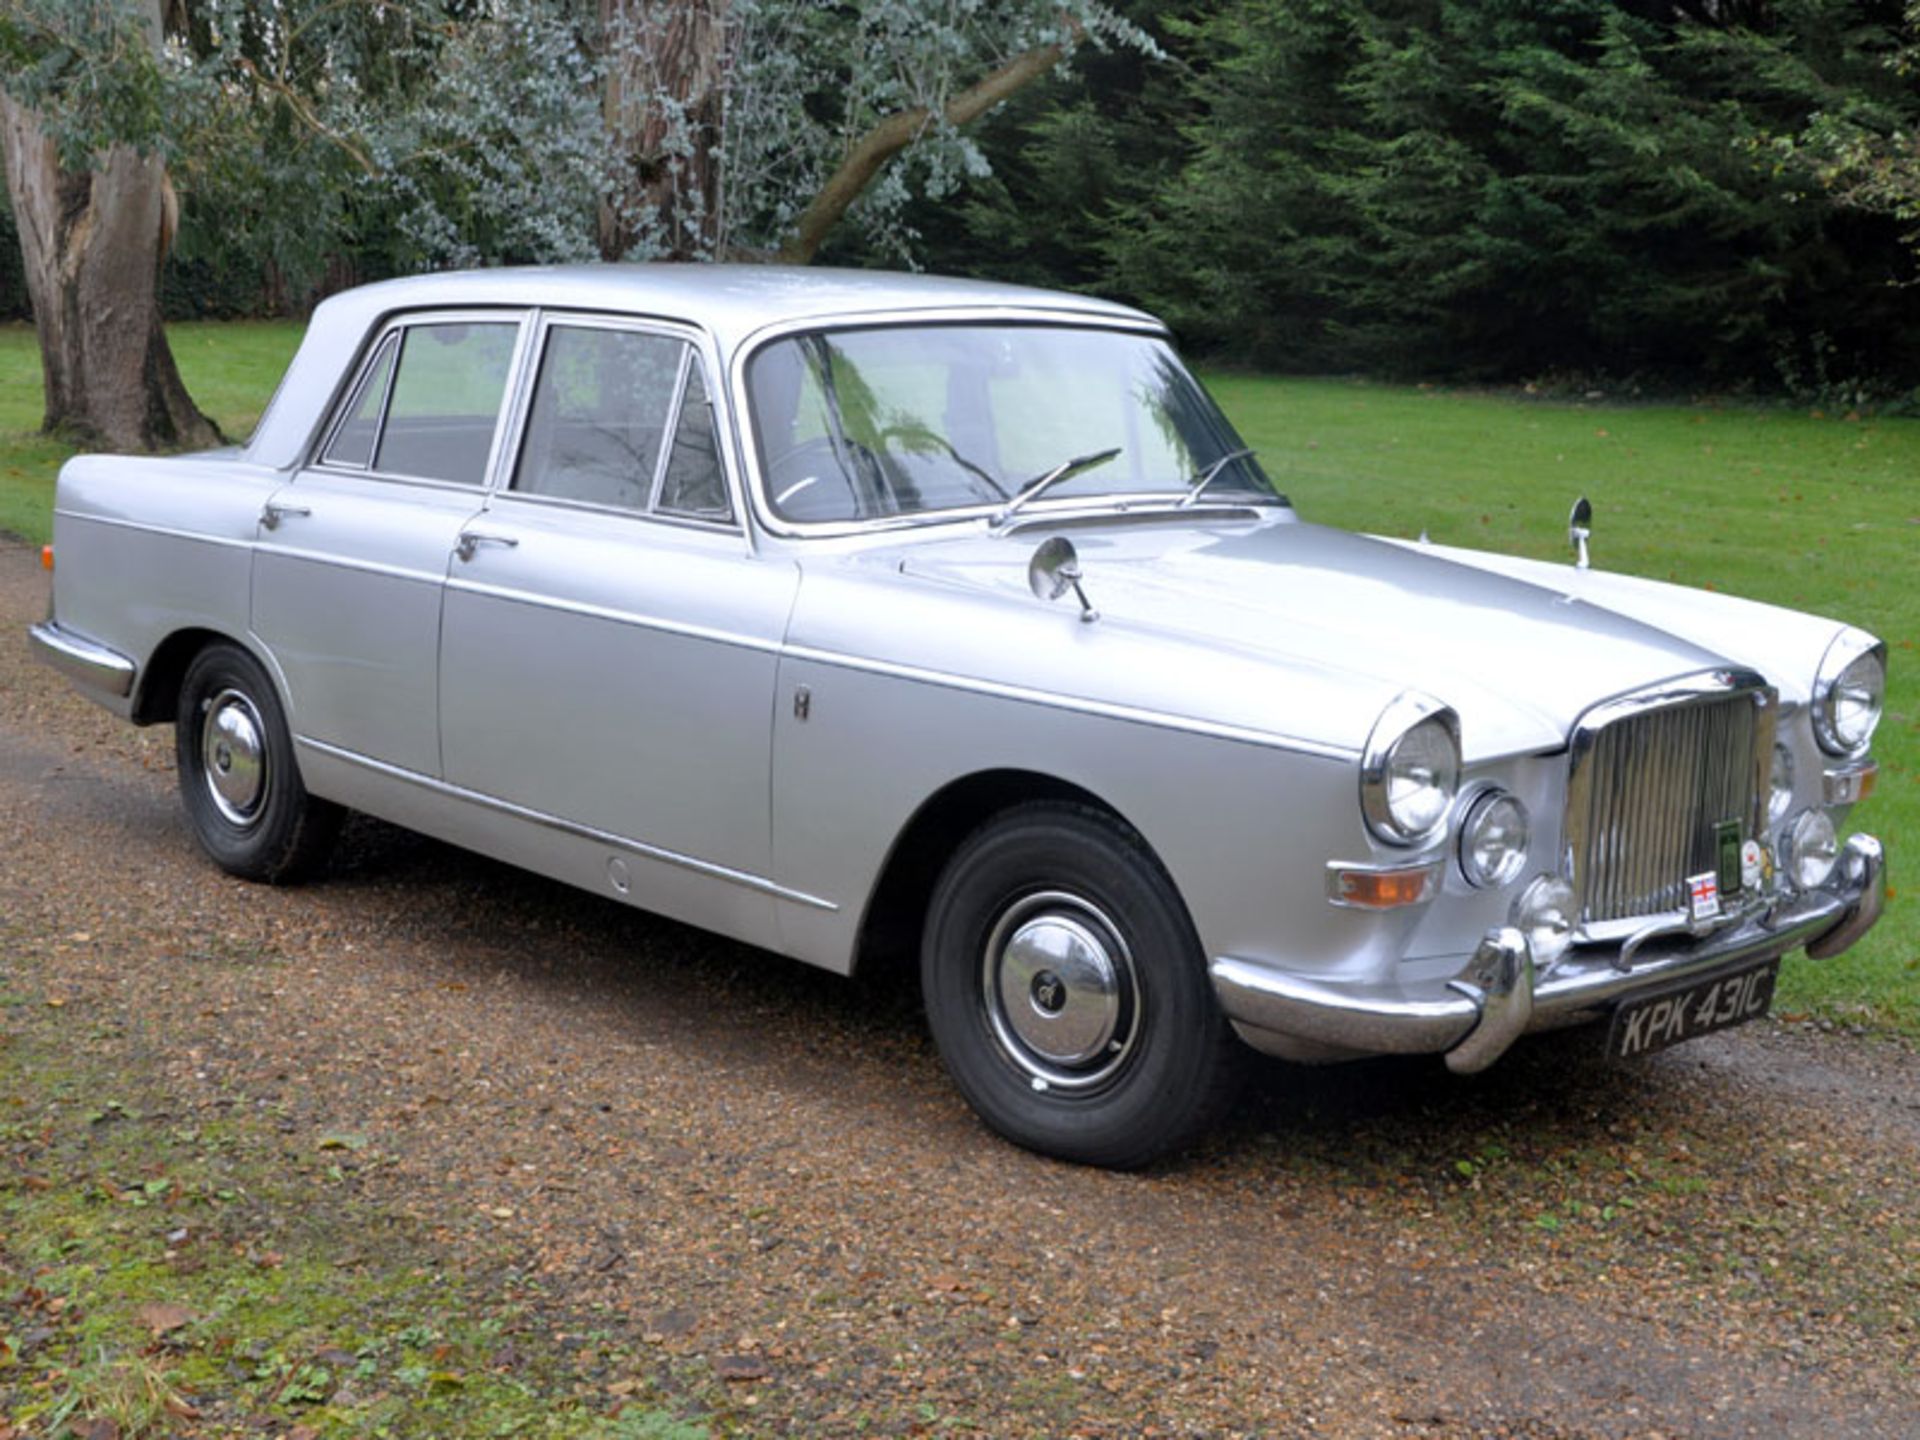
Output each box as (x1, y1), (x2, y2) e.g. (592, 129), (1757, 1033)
(30, 266), (1887, 1167)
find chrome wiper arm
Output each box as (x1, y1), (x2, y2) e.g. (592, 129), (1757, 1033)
(1176, 447), (1259, 509)
(989, 447), (1122, 531)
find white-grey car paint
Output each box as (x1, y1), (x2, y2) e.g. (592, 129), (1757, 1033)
(33, 265), (1883, 1074)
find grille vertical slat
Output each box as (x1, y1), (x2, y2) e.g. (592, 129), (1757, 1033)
(1573, 693), (1760, 926)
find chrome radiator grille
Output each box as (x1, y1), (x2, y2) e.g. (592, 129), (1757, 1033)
(1568, 687), (1769, 926)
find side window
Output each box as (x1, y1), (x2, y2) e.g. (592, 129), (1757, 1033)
(514, 324), (732, 523)
(514, 326), (683, 510)
(367, 321), (518, 485)
(321, 333), (398, 469)
(656, 363), (731, 521)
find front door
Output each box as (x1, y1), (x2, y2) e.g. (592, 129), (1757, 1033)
(437, 316), (798, 936)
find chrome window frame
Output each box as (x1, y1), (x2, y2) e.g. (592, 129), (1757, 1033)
(726, 306), (1281, 542)
(318, 330), (400, 471)
(305, 308), (534, 495)
(486, 309), (745, 537)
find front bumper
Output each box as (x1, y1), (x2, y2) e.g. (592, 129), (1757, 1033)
(1213, 833), (1884, 1072)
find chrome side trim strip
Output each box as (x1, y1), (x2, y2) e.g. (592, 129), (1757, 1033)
(294, 735), (837, 912)
(27, 621), (136, 698)
(254, 544), (448, 586)
(52, 510), (253, 551)
(782, 643), (1358, 760)
(444, 577), (785, 654)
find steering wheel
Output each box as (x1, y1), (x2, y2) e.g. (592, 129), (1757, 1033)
(764, 435), (889, 521)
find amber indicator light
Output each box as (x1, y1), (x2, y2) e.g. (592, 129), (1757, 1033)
(40, 545), (54, 572)
(1334, 866), (1435, 909)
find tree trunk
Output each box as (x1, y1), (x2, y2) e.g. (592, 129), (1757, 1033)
(0, 1), (219, 452)
(598, 0), (731, 262)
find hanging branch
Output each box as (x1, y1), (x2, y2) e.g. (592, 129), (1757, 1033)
(775, 33), (1072, 264)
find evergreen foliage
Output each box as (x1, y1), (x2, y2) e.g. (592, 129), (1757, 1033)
(1099, 0), (1920, 387)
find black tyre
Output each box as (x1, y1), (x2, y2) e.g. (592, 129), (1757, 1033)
(175, 642), (340, 883)
(921, 803), (1247, 1168)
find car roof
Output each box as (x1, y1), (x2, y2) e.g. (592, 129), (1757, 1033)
(246, 264), (1159, 471)
(336, 264), (1154, 342)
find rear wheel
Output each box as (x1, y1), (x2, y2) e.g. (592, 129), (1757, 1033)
(921, 803), (1246, 1167)
(175, 643), (339, 882)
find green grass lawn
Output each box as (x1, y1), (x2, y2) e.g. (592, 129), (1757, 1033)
(0, 322), (301, 541)
(0, 324), (1912, 1033)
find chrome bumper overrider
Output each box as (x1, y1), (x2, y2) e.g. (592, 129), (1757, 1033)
(27, 621), (136, 698)
(1214, 834), (1885, 1072)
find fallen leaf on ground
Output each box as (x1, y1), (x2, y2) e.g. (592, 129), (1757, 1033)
(714, 1355), (769, 1382)
(136, 1302), (195, 1336)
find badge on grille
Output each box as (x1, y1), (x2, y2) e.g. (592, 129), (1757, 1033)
(1689, 870), (1722, 923)
(1714, 818), (1743, 896)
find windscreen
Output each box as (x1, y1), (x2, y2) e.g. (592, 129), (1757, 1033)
(747, 324), (1277, 524)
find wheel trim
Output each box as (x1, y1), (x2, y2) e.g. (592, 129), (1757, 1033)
(200, 687), (270, 828)
(981, 890), (1140, 1093)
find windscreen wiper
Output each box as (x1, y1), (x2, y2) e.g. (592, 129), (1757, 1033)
(1176, 447), (1259, 508)
(989, 447), (1122, 531)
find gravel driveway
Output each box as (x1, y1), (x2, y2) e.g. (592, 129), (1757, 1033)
(2, 539), (1915, 1437)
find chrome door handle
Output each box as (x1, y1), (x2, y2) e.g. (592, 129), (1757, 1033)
(260, 501), (311, 530)
(455, 530), (520, 562)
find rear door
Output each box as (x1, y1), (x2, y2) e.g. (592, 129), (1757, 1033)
(251, 312), (526, 777)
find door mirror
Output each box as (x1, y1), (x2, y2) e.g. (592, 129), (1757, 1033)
(1568, 496), (1593, 570)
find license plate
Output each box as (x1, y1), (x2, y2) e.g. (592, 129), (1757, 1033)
(1607, 960), (1778, 1060)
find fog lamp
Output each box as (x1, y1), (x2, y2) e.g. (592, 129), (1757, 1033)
(1784, 809), (1839, 891)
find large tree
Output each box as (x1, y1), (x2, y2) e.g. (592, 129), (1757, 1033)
(2, 0), (1141, 452)
(592, 0), (1144, 264)
(0, 0), (218, 450)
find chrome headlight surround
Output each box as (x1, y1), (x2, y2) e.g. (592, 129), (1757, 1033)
(1457, 787), (1531, 890)
(1360, 692), (1461, 847)
(1810, 628), (1886, 758)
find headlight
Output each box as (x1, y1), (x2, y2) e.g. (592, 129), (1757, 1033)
(1811, 629), (1886, 756)
(1360, 693), (1460, 846)
(1768, 742), (1795, 827)
(1784, 809), (1838, 890)
(1512, 874), (1576, 966)
(1458, 789), (1530, 889)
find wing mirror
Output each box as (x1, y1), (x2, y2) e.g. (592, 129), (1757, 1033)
(1028, 536), (1098, 623)
(1568, 496), (1592, 570)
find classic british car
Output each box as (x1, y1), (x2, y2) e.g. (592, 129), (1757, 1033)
(29, 266), (1887, 1167)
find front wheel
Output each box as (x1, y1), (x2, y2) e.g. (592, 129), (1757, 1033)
(175, 642), (340, 883)
(921, 803), (1246, 1168)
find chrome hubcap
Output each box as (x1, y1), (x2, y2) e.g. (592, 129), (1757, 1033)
(982, 890), (1138, 1091)
(201, 688), (268, 827)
